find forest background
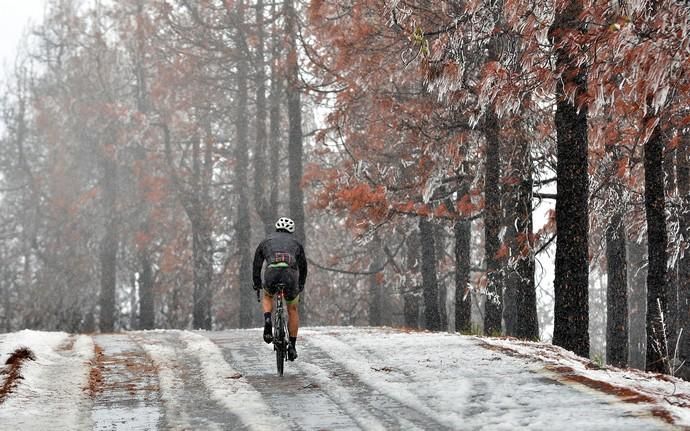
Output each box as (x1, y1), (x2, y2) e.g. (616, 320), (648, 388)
(0, 0), (688, 379)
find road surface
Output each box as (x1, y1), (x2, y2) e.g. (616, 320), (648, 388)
(0, 327), (680, 430)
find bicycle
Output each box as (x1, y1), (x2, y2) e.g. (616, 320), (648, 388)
(256, 283), (290, 376)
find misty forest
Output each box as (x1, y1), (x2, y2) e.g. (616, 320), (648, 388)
(0, 0), (688, 383)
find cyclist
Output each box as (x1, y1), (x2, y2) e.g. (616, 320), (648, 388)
(252, 216), (307, 361)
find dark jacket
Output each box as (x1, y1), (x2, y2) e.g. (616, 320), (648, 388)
(252, 231), (308, 288)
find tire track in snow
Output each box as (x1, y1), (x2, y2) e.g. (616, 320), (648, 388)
(208, 329), (444, 430)
(90, 334), (163, 430)
(302, 331), (455, 430)
(133, 333), (199, 430)
(207, 329), (367, 430)
(178, 331), (284, 430)
(296, 340), (432, 430)
(293, 361), (392, 431)
(137, 331), (244, 430)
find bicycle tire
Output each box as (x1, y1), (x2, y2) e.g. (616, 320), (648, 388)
(275, 313), (285, 376)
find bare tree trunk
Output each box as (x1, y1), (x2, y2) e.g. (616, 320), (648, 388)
(419, 218), (441, 331)
(606, 213), (628, 367)
(267, 0), (282, 225)
(550, 1), (590, 357)
(99, 157), (118, 332)
(665, 146), (679, 360)
(368, 249), (384, 327)
(192, 219), (213, 329)
(515, 166), (538, 339)
(253, 0), (272, 235)
(677, 135), (690, 380)
(455, 218), (472, 333)
(134, 0), (154, 331)
(435, 224), (448, 330)
(285, 0), (305, 246)
(483, 111), (503, 336)
(404, 228), (421, 328)
(644, 123), (669, 373)
(285, 0), (307, 324)
(129, 274), (138, 330)
(627, 239), (647, 370)
(138, 251), (154, 329)
(236, 3), (254, 328)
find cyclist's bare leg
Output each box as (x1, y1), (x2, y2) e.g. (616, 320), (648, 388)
(287, 302), (299, 337)
(262, 292), (273, 314)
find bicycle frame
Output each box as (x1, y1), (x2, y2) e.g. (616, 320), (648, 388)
(272, 284), (290, 376)
(256, 283), (290, 376)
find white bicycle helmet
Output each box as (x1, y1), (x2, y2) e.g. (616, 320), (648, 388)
(275, 217), (295, 233)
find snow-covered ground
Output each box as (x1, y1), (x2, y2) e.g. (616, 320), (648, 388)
(0, 330), (94, 429)
(0, 327), (687, 430)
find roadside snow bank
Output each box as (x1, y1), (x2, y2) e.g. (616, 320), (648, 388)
(480, 336), (690, 428)
(0, 330), (94, 429)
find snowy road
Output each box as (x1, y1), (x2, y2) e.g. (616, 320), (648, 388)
(0, 327), (686, 430)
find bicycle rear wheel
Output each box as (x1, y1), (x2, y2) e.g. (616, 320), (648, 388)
(275, 314), (285, 376)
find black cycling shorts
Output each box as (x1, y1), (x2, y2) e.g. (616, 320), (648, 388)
(263, 267), (301, 304)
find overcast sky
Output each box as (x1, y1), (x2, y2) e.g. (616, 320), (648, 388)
(0, 0), (46, 73)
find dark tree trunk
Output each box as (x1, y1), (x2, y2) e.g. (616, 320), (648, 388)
(483, 111), (503, 336)
(99, 157), (118, 332)
(83, 310), (96, 333)
(419, 218), (441, 331)
(253, 0), (272, 235)
(644, 123), (669, 373)
(139, 251), (154, 329)
(627, 239), (647, 369)
(665, 147), (679, 355)
(129, 274), (138, 330)
(550, 2), (590, 357)
(516, 172), (538, 339)
(677, 136), (690, 380)
(404, 295), (420, 328)
(606, 213), (628, 367)
(368, 252), (384, 327)
(267, 0), (282, 226)
(133, 0), (154, 331)
(439, 284), (448, 331)
(285, 0), (304, 246)
(236, 7), (254, 329)
(404, 228), (421, 328)
(368, 275), (382, 326)
(502, 134), (537, 339)
(285, 0), (307, 324)
(192, 219), (213, 329)
(435, 224), (448, 330)
(455, 218), (472, 333)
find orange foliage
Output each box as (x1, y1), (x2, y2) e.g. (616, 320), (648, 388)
(495, 243), (510, 260)
(615, 157), (628, 179)
(335, 183), (388, 220)
(433, 203), (450, 218)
